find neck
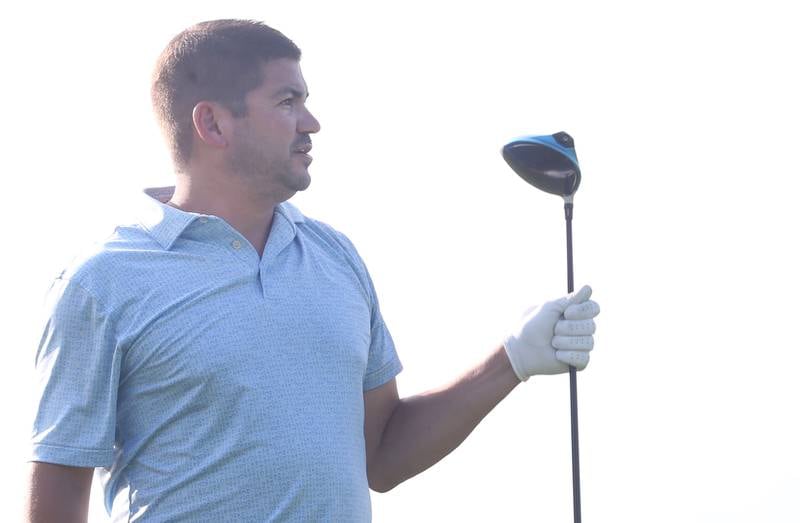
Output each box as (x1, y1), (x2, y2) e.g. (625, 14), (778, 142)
(168, 173), (283, 257)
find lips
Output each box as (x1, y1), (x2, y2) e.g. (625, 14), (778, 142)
(292, 143), (312, 154)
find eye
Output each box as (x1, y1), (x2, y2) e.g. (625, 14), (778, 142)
(280, 97), (295, 107)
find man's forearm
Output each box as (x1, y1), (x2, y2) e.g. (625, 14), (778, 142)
(369, 346), (520, 492)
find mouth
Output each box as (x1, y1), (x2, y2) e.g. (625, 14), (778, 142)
(293, 142), (312, 154)
(292, 143), (313, 163)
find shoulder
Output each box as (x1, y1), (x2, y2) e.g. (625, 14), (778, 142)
(283, 202), (365, 265)
(282, 202), (379, 297)
(55, 222), (161, 308)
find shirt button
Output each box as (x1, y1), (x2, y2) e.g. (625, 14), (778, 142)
(231, 239), (242, 250)
(199, 217), (209, 224)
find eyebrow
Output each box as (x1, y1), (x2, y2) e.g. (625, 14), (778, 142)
(273, 87), (309, 100)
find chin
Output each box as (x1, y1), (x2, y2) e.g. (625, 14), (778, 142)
(288, 170), (312, 192)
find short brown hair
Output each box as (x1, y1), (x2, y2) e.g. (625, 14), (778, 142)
(151, 19), (301, 170)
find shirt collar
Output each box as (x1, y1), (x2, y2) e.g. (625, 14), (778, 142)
(138, 187), (199, 250)
(139, 186), (305, 250)
(275, 200), (306, 225)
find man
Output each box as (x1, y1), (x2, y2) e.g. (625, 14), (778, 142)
(26, 19), (600, 522)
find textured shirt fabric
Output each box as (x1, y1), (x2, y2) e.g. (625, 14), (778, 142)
(29, 187), (402, 522)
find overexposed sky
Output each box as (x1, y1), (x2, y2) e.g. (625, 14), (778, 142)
(2, 1), (799, 521)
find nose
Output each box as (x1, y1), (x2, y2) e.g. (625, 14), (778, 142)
(300, 106), (321, 134)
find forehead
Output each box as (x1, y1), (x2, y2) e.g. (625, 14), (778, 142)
(251, 58), (308, 98)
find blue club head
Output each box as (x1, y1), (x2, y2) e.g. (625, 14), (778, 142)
(502, 131), (581, 198)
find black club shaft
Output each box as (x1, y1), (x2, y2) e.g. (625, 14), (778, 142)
(565, 201), (581, 523)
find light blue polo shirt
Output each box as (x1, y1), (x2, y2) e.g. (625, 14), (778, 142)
(30, 187), (402, 522)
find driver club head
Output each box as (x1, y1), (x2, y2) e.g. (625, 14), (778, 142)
(502, 131), (581, 199)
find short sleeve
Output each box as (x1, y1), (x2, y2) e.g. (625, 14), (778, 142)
(309, 224), (403, 391)
(358, 266), (402, 392)
(28, 277), (123, 468)
(363, 305), (403, 391)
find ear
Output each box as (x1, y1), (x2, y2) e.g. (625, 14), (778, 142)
(191, 101), (229, 148)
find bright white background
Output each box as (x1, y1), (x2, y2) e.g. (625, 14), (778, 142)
(2, 1), (798, 521)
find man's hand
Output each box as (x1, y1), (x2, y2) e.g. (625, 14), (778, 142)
(503, 285), (600, 381)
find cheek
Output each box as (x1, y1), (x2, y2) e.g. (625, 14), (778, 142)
(233, 112), (296, 156)
(268, 111), (298, 138)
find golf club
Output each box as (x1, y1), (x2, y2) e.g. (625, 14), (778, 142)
(502, 131), (583, 523)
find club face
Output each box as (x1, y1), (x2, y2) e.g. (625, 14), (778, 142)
(502, 131), (581, 198)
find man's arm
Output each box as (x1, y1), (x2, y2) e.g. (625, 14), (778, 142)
(25, 462), (93, 523)
(364, 346), (519, 492)
(363, 285), (599, 492)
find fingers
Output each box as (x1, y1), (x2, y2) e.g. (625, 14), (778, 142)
(553, 335), (593, 351)
(556, 350), (590, 370)
(566, 285), (592, 306)
(555, 285), (593, 312)
(564, 299), (600, 320)
(552, 285), (597, 372)
(555, 318), (596, 336)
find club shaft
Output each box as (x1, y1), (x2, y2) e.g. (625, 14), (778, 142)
(566, 203), (574, 295)
(569, 367), (580, 522)
(565, 202), (581, 523)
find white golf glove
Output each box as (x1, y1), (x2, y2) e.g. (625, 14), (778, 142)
(503, 285), (600, 381)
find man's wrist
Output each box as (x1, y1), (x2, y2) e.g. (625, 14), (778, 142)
(500, 343), (527, 383)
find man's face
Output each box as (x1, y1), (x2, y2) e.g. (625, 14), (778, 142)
(226, 58), (321, 198)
